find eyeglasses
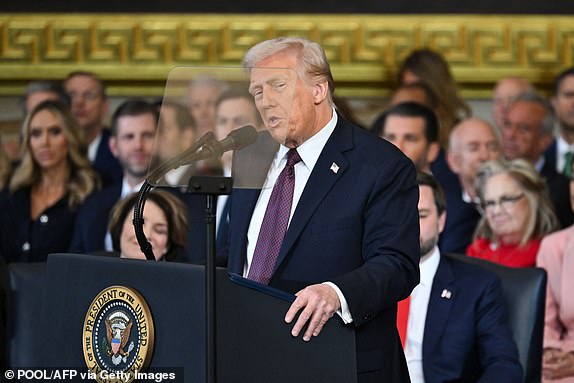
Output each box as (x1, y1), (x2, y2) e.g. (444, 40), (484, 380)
(67, 91), (101, 102)
(479, 193), (525, 213)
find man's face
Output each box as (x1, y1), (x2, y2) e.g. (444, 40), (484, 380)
(418, 185), (445, 258)
(64, 75), (107, 131)
(187, 83), (220, 134)
(156, 105), (195, 161)
(501, 101), (548, 163)
(381, 115), (431, 171)
(110, 113), (157, 181)
(492, 78), (531, 129)
(552, 75), (574, 132)
(215, 97), (261, 140)
(449, 120), (500, 183)
(249, 50), (326, 148)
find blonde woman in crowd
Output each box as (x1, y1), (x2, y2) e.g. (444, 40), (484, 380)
(467, 159), (558, 267)
(108, 189), (188, 262)
(536, 160), (574, 382)
(398, 49), (471, 149)
(0, 100), (99, 262)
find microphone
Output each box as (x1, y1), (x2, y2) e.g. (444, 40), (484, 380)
(147, 125), (257, 184)
(192, 125), (258, 161)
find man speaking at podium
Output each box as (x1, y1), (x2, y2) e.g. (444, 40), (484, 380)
(225, 37), (420, 382)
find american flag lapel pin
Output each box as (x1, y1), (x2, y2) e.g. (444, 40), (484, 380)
(330, 162), (340, 174)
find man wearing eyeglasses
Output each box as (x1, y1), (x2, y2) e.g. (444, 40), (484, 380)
(64, 71), (122, 186)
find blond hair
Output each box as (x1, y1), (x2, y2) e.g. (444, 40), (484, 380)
(473, 159), (558, 245)
(9, 100), (99, 208)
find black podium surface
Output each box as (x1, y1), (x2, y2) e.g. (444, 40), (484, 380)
(20, 254), (356, 382)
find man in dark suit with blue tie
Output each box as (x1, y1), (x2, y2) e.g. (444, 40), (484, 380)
(225, 37), (420, 382)
(404, 171), (522, 382)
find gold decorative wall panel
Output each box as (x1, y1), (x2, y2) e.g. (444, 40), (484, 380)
(1, 14), (573, 98)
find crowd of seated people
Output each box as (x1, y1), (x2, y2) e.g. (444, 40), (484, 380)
(0, 48), (574, 380)
(373, 51), (574, 381)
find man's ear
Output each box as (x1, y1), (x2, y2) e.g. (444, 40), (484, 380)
(109, 136), (118, 158)
(446, 150), (461, 175)
(312, 81), (329, 105)
(426, 142), (440, 165)
(438, 211), (446, 234)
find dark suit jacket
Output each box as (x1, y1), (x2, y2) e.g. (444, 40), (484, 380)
(68, 184), (121, 254)
(226, 117), (421, 382)
(438, 179), (481, 254)
(422, 254), (523, 383)
(539, 156), (573, 229)
(0, 187), (79, 262)
(92, 129), (122, 187)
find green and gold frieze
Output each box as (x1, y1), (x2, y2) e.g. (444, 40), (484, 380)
(1, 14), (572, 98)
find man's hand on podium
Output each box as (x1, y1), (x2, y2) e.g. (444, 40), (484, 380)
(284, 284), (341, 342)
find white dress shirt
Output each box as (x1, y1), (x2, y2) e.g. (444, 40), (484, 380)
(405, 246), (441, 383)
(87, 132), (102, 163)
(216, 166), (232, 234)
(243, 109), (352, 323)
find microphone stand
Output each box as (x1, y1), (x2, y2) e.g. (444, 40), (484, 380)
(187, 174), (232, 383)
(135, 126), (256, 383)
(134, 135), (232, 383)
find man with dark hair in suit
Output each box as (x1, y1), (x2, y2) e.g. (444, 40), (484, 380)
(549, 67), (574, 179)
(69, 99), (159, 254)
(404, 171), (522, 382)
(371, 101), (440, 173)
(225, 37), (420, 382)
(64, 71), (122, 186)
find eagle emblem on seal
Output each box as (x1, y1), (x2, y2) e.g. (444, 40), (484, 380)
(105, 310), (135, 365)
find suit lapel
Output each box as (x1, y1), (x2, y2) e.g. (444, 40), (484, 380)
(272, 118), (354, 274)
(423, 256), (457, 356)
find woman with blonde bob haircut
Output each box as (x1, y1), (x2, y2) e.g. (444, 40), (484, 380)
(467, 159), (558, 267)
(108, 189), (188, 262)
(0, 100), (99, 262)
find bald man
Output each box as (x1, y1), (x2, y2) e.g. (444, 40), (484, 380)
(440, 118), (502, 253)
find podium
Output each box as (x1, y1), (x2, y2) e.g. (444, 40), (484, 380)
(6, 254), (357, 382)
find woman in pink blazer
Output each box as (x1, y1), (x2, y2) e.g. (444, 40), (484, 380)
(537, 160), (574, 382)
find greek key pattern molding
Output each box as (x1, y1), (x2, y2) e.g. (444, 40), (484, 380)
(1, 14), (573, 97)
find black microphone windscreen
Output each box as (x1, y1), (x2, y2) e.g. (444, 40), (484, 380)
(225, 125), (258, 151)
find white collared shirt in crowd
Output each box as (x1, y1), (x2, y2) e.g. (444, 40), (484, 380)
(405, 246), (441, 383)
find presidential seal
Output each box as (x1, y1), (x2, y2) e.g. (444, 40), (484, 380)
(83, 286), (154, 383)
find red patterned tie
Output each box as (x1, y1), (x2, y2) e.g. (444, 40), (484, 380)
(248, 148), (302, 284)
